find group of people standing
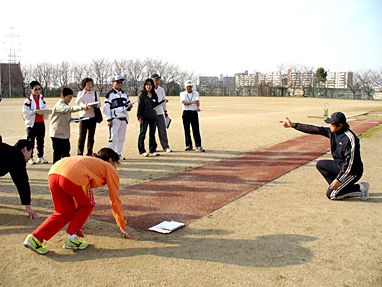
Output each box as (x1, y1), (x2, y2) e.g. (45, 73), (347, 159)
(0, 72), (206, 254)
(21, 73), (205, 164)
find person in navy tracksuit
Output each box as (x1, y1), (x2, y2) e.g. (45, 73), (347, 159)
(283, 112), (369, 200)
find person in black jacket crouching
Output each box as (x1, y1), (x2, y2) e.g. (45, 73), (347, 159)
(0, 138), (39, 218)
(282, 112), (369, 200)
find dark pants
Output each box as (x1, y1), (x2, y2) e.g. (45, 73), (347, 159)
(182, 110), (201, 148)
(138, 119), (157, 154)
(77, 117), (97, 156)
(27, 122), (45, 158)
(156, 114), (170, 150)
(51, 137), (70, 163)
(316, 160), (362, 200)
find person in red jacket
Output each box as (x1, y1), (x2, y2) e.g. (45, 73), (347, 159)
(23, 147), (135, 255)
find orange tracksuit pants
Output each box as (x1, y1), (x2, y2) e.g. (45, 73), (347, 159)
(32, 174), (95, 242)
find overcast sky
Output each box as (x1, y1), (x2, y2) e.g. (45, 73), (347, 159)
(0, 0), (381, 76)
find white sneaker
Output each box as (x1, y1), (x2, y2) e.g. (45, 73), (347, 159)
(150, 152), (160, 157)
(141, 152), (149, 157)
(359, 182), (369, 201)
(196, 147), (205, 152)
(37, 157), (48, 164)
(28, 158), (36, 165)
(165, 148), (172, 153)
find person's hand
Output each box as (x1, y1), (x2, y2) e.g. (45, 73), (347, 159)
(120, 226), (137, 240)
(25, 205), (39, 219)
(330, 179), (341, 190)
(107, 120), (113, 127)
(139, 118), (143, 124)
(282, 117), (293, 128)
(164, 111), (169, 117)
(196, 108), (201, 112)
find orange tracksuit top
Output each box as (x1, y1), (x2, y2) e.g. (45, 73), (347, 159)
(48, 156), (127, 229)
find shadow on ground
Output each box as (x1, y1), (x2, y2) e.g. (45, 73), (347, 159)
(44, 229), (316, 268)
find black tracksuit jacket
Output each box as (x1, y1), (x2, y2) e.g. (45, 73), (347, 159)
(294, 123), (363, 182)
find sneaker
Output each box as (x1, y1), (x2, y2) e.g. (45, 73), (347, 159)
(141, 152), (149, 157)
(63, 236), (89, 250)
(359, 182), (369, 201)
(165, 148), (172, 153)
(28, 158), (36, 165)
(23, 234), (48, 255)
(185, 146), (193, 151)
(196, 147), (205, 152)
(150, 152), (160, 157)
(37, 157), (48, 164)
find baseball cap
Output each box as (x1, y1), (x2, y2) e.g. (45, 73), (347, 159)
(184, 80), (193, 87)
(112, 75), (125, 82)
(151, 72), (161, 79)
(324, 112), (347, 124)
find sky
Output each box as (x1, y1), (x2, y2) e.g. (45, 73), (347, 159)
(0, 0), (381, 76)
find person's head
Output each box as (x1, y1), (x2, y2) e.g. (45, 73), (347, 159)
(143, 78), (155, 93)
(112, 75), (125, 90)
(324, 112), (349, 133)
(61, 87), (74, 104)
(30, 81), (42, 97)
(94, 147), (120, 168)
(184, 80), (193, 93)
(81, 78), (94, 92)
(151, 73), (161, 88)
(14, 139), (33, 162)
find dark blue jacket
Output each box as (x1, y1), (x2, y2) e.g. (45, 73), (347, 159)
(294, 123), (363, 181)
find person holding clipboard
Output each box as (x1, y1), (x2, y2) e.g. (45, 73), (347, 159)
(76, 78), (101, 156)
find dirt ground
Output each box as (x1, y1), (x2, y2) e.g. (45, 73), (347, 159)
(0, 96), (381, 286)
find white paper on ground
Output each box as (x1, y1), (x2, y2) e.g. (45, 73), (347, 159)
(148, 221), (185, 234)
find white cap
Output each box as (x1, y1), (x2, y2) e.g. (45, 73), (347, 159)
(184, 80), (193, 87)
(112, 75), (125, 82)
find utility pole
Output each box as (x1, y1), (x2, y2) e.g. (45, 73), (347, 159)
(4, 27), (20, 98)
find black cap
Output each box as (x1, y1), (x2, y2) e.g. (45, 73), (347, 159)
(324, 112), (347, 124)
(151, 73), (161, 79)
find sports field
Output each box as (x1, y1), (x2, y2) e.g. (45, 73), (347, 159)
(1, 96), (382, 286)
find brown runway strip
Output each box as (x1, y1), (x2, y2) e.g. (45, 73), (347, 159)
(92, 120), (381, 230)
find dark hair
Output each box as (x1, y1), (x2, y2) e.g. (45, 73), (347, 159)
(141, 78), (158, 98)
(14, 139), (33, 151)
(29, 81), (41, 89)
(62, 87), (74, 97)
(81, 78), (94, 89)
(93, 148), (120, 164)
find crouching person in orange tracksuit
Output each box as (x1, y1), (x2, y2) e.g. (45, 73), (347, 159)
(23, 147), (135, 255)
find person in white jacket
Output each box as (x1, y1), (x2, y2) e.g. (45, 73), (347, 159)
(21, 81), (49, 164)
(76, 78), (101, 156)
(103, 75), (133, 159)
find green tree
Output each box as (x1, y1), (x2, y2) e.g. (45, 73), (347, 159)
(315, 67), (327, 97)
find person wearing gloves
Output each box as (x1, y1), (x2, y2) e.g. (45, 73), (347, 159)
(76, 77), (101, 156)
(22, 81), (49, 165)
(0, 139), (39, 219)
(282, 112), (369, 201)
(50, 87), (90, 163)
(23, 147), (136, 255)
(103, 75), (133, 160)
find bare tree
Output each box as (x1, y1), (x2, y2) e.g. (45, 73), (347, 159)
(90, 58), (111, 95)
(371, 69), (382, 93)
(358, 70), (375, 99)
(54, 61), (71, 88)
(33, 63), (54, 95)
(21, 64), (34, 96)
(348, 72), (362, 99)
(126, 59), (146, 96)
(72, 63), (90, 91)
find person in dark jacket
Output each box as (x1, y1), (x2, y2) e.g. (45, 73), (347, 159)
(137, 78), (160, 157)
(0, 139), (39, 218)
(282, 112), (369, 200)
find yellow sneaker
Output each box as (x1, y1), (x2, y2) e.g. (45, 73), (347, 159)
(23, 234), (48, 255)
(63, 236), (89, 250)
